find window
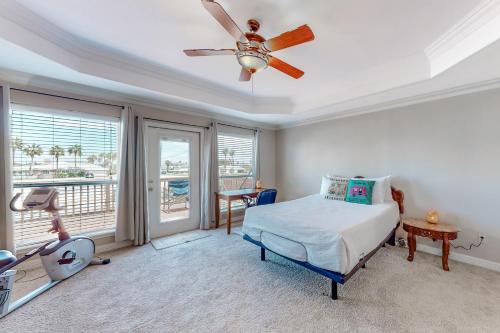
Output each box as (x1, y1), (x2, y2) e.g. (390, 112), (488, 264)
(217, 127), (256, 209)
(10, 104), (119, 247)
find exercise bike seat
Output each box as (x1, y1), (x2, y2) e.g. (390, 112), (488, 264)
(0, 250), (16, 269)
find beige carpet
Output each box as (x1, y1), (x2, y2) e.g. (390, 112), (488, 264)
(2, 228), (500, 333)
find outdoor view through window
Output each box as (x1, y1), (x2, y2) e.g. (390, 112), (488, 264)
(217, 133), (255, 210)
(10, 105), (119, 247)
(160, 139), (190, 222)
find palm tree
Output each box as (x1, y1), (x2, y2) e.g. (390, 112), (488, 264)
(87, 154), (98, 164)
(222, 147), (230, 173)
(229, 149), (235, 172)
(99, 152), (117, 176)
(165, 160), (173, 172)
(23, 144), (43, 174)
(11, 137), (23, 163)
(49, 145), (65, 170)
(68, 144), (82, 168)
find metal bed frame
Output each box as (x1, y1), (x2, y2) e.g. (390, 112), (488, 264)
(243, 183), (405, 300)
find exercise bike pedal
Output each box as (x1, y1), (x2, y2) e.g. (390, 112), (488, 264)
(91, 257), (111, 265)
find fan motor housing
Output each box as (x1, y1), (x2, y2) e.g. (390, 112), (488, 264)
(236, 50), (268, 73)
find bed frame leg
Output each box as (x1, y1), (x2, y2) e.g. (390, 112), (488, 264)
(387, 230), (396, 246)
(361, 264), (366, 268)
(331, 280), (338, 300)
(261, 248), (265, 261)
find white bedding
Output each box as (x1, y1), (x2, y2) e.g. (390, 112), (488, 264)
(242, 194), (400, 274)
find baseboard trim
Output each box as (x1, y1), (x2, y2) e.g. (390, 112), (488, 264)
(216, 214), (244, 225)
(416, 244), (500, 273)
(95, 240), (133, 254)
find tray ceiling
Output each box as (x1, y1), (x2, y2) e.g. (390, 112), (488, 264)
(1, 0), (500, 126)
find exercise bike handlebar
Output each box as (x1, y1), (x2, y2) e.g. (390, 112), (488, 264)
(9, 190), (70, 241)
(9, 193), (25, 212)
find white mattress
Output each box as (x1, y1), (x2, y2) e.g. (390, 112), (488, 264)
(242, 194), (400, 274)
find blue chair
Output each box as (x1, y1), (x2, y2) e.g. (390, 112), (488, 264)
(242, 189), (277, 208)
(166, 180), (190, 211)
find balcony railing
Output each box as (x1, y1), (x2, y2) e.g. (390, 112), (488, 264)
(218, 174), (254, 192)
(13, 179), (118, 247)
(218, 175), (254, 211)
(12, 174), (254, 246)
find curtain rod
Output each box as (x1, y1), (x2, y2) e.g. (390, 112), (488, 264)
(10, 88), (125, 109)
(217, 122), (258, 132)
(144, 117), (210, 129)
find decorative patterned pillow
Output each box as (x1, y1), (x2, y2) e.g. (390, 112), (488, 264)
(325, 176), (349, 200)
(345, 179), (376, 205)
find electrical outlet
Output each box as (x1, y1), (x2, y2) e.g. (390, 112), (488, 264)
(396, 237), (407, 248)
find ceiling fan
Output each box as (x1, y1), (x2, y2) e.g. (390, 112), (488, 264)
(184, 0), (315, 81)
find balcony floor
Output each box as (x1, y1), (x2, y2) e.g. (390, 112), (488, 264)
(160, 203), (189, 222)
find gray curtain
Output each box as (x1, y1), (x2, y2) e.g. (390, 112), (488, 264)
(200, 122), (219, 229)
(0, 85), (15, 252)
(200, 125), (213, 229)
(116, 106), (149, 245)
(254, 128), (261, 186)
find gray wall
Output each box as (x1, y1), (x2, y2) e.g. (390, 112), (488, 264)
(276, 88), (500, 264)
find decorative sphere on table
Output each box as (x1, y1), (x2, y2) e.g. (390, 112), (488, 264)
(425, 210), (439, 224)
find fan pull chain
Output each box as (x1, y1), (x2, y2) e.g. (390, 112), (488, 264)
(251, 75), (254, 95)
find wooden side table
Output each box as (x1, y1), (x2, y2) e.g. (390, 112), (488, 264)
(403, 218), (460, 271)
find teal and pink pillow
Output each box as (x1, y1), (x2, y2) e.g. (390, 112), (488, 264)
(345, 179), (375, 205)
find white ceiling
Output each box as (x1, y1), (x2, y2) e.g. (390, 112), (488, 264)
(1, 0), (500, 126)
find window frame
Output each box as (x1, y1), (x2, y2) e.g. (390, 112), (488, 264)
(216, 126), (257, 211)
(9, 103), (121, 248)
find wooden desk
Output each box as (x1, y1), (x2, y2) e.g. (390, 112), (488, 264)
(215, 188), (264, 234)
(403, 218), (460, 271)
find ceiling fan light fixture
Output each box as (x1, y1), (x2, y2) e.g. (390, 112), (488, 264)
(236, 51), (268, 73)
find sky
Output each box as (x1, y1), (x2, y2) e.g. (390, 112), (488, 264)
(160, 140), (189, 166)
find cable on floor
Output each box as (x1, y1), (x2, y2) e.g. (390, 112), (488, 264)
(14, 269), (48, 283)
(450, 236), (484, 251)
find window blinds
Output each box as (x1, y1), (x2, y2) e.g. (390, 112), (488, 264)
(10, 104), (120, 247)
(217, 128), (255, 210)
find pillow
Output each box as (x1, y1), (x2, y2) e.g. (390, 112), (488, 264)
(319, 176), (332, 196)
(324, 176), (349, 200)
(345, 179), (376, 205)
(362, 176), (392, 204)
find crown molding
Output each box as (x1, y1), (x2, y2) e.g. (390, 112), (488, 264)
(0, 68), (278, 130)
(425, 0), (500, 77)
(278, 76), (500, 129)
(2, 0), (500, 128)
(0, 1), (279, 113)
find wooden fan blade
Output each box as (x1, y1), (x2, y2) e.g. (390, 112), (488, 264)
(201, 0), (249, 42)
(268, 56), (304, 79)
(262, 25), (315, 52)
(239, 68), (251, 81)
(184, 49), (236, 56)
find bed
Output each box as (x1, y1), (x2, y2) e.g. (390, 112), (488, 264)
(241, 182), (405, 300)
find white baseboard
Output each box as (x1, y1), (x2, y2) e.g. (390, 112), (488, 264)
(416, 244), (500, 273)
(217, 214), (244, 225)
(95, 240), (133, 254)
